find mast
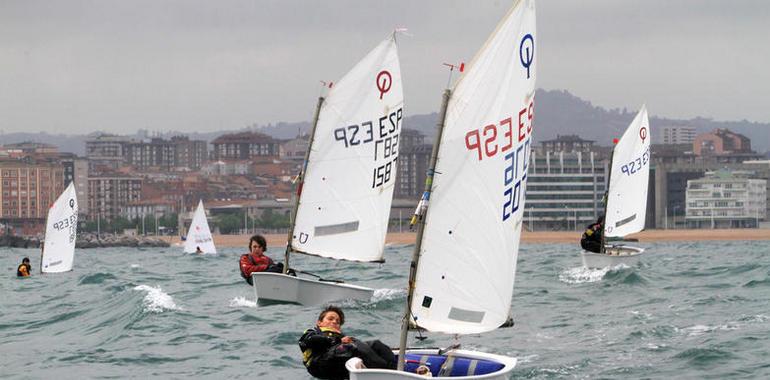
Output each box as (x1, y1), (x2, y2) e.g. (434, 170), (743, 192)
(284, 95), (325, 273)
(600, 149), (614, 254)
(397, 88), (451, 371)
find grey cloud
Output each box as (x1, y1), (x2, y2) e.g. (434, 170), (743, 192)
(0, 0), (768, 135)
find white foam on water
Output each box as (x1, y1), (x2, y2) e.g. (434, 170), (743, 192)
(134, 285), (180, 312)
(741, 314), (769, 323)
(629, 310), (653, 320)
(516, 354), (538, 364)
(130, 264), (141, 268)
(229, 296), (257, 308)
(683, 323), (738, 336)
(559, 266), (610, 284)
(371, 288), (404, 302)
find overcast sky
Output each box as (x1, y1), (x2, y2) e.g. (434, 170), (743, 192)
(1, 0), (768, 135)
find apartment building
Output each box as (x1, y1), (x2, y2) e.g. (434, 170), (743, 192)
(87, 174), (143, 221)
(0, 158), (65, 233)
(685, 170), (766, 228)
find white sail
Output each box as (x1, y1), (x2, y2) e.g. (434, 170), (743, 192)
(184, 200), (216, 254)
(604, 106), (651, 237)
(291, 34), (403, 262)
(411, 0), (536, 335)
(42, 182), (78, 273)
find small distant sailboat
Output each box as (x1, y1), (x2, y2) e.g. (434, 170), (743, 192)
(184, 200), (216, 254)
(41, 182), (78, 273)
(251, 33), (404, 306)
(581, 106), (651, 268)
(348, 0), (536, 377)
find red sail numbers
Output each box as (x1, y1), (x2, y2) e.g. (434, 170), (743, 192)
(464, 100), (534, 221)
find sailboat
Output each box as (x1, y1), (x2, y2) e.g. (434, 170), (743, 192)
(251, 33), (404, 306)
(581, 106), (650, 268)
(184, 200), (216, 254)
(347, 0), (536, 378)
(41, 182), (78, 273)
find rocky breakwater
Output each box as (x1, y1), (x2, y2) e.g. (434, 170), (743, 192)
(1, 233), (170, 249)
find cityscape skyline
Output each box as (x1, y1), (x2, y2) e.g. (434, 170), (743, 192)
(2, 0), (769, 135)
(3, 88), (770, 157)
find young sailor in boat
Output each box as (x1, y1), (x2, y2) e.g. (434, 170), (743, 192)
(195, 246), (203, 254)
(299, 305), (396, 379)
(580, 216), (604, 253)
(17, 257), (31, 277)
(238, 234), (292, 285)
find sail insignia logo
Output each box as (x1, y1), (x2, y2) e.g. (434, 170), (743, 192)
(519, 34), (534, 79)
(376, 70), (392, 99)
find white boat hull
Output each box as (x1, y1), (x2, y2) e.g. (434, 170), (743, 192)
(581, 245), (644, 269)
(251, 272), (374, 306)
(346, 349), (517, 379)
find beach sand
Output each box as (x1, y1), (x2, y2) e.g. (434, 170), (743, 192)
(163, 228), (770, 248)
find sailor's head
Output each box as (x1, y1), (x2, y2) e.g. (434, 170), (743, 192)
(249, 234), (266, 254)
(22, 257), (30, 264)
(317, 305), (345, 330)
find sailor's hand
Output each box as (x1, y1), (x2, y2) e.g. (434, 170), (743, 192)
(341, 336), (353, 344)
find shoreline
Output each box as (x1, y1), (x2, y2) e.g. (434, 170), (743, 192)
(161, 228), (770, 248)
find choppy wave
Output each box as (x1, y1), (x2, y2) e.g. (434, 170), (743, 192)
(3, 241), (770, 379)
(133, 284), (180, 312)
(229, 296), (257, 308)
(371, 288), (404, 302)
(78, 272), (117, 285)
(682, 323), (739, 336)
(743, 277), (770, 288)
(559, 266), (610, 283)
(673, 347), (737, 367)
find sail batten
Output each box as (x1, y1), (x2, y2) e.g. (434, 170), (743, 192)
(411, 0), (536, 335)
(291, 34), (404, 262)
(42, 182), (78, 273)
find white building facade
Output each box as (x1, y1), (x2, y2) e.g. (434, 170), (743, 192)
(525, 150), (607, 231)
(685, 170), (766, 228)
(660, 126), (696, 145)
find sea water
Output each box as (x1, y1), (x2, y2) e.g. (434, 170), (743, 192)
(2, 241), (769, 379)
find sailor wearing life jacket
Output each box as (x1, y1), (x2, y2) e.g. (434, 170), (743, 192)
(580, 216), (604, 253)
(238, 234), (285, 285)
(299, 306), (397, 379)
(17, 257), (32, 277)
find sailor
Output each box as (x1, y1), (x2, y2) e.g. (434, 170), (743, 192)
(238, 234), (289, 285)
(580, 216), (604, 253)
(195, 246), (203, 254)
(17, 257), (32, 277)
(298, 305), (396, 379)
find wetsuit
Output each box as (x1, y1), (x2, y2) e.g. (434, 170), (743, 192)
(17, 263), (31, 277)
(239, 253), (283, 285)
(298, 326), (396, 380)
(580, 221), (603, 253)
